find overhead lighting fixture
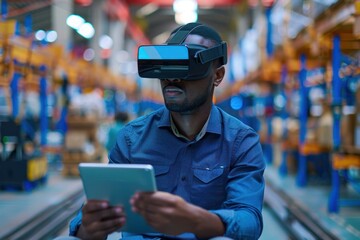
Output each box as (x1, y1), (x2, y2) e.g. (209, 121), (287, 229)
(175, 11), (198, 25)
(35, 30), (57, 43)
(46, 30), (58, 42)
(66, 14), (85, 30)
(173, 0), (198, 25)
(77, 22), (95, 39)
(35, 30), (46, 41)
(99, 35), (113, 49)
(66, 14), (95, 39)
(83, 48), (95, 61)
(173, 0), (197, 12)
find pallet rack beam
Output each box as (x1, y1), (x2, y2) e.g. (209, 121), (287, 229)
(293, 2), (356, 51)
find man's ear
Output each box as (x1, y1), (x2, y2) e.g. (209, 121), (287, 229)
(214, 66), (225, 87)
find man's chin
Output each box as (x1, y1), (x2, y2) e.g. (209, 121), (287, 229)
(165, 101), (189, 111)
(165, 103), (182, 112)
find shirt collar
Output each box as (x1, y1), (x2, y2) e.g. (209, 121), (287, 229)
(157, 105), (222, 138)
(170, 114), (209, 141)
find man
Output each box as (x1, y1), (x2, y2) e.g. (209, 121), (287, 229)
(69, 22), (265, 240)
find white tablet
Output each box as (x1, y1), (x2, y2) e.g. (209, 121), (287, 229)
(78, 163), (157, 234)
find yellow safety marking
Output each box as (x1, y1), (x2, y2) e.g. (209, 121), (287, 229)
(27, 157), (48, 181)
(355, 1), (360, 14)
(282, 140), (298, 150)
(46, 44), (63, 59)
(299, 143), (329, 155)
(11, 46), (31, 63)
(30, 51), (48, 66)
(0, 20), (16, 36)
(333, 154), (360, 170)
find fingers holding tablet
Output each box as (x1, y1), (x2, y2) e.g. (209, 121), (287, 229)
(79, 200), (126, 239)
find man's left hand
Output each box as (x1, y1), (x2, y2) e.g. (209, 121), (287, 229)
(130, 191), (201, 236)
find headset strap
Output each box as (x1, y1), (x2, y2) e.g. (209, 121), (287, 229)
(167, 23), (203, 45)
(196, 42), (227, 65)
(167, 23), (227, 65)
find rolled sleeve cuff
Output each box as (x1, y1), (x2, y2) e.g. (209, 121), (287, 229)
(210, 209), (261, 240)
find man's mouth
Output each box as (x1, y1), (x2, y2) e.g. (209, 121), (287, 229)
(164, 86), (183, 96)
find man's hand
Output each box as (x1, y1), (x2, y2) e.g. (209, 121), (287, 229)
(76, 200), (126, 240)
(130, 191), (225, 238)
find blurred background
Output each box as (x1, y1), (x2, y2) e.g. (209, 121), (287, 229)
(0, 0), (359, 239)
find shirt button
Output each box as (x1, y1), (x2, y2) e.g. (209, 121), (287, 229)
(181, 176), (186, 181)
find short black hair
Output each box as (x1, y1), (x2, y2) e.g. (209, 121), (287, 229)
(169, 22), (223, 45)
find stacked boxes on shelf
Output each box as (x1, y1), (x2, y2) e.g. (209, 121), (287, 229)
(62, 115), (103, 176)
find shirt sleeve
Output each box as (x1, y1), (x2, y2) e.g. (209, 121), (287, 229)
(212, 128), (265, 239)
(210, 208), (262, 240)
(108, 125), (131, 164)
(69, 208), (83, 236)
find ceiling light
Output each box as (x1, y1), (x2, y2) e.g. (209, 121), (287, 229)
(99, 35), (113, 49)
(35, 30), (46, 41)
(173, 0), (197, 13)
(46, 30), (57, 42)
(83, 48), (95, 61)
(77, 22), (95, 39)
(66, 14), (85, 30)
(175, 11), (198, 25)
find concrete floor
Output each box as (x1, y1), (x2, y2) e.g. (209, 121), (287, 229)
(265, 163), (360, 240)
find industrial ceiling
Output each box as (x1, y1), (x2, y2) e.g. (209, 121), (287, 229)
(4, 0), (245, 47)
(4, 0), (343, 54)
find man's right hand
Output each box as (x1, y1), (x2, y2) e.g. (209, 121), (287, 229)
(76, 200), (126, 240)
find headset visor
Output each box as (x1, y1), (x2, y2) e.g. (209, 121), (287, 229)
(137, 43), (227, 80)
(138, 45), (190, 79)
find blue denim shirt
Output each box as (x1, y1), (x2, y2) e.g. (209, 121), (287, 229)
(70, 105), (265, 239)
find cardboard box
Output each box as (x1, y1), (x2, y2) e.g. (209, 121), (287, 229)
(65, 130), (87, 150)
(317, 112), (333, 148)
(341, 113), (356, 147)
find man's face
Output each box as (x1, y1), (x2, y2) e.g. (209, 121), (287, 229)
(160, 34), (217, 113)
(160, 69), (214, 113)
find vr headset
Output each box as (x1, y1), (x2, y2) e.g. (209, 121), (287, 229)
(137, 23), (227, 80)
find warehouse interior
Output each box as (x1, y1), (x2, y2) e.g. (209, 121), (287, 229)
(0, 0), (360, 239)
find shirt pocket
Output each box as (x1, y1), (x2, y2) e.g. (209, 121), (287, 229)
(193, 167), (224, 183)
(191, 166), (227, 209)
